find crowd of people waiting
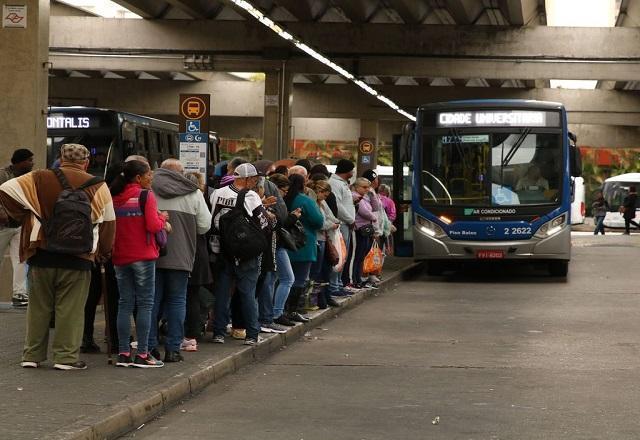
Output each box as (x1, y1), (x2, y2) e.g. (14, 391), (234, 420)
(0, 145), (397, 370)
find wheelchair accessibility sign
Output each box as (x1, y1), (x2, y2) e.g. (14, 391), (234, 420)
(186, 120), (201, 133)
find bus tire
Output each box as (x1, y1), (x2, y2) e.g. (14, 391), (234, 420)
(548, 260), (569, 277)
(426, 261), (445, 276)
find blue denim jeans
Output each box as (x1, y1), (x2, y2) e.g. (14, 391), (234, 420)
(594, 215), (606, 235)
(273, 247), (294, 319)
(310, 241), (326, 282)
(257, 271), (275, 325)
(148, 269), (190, 353)
(213, 257), (260, 340)
(114, 260), (156, 354)
(291, 261), (313, 289)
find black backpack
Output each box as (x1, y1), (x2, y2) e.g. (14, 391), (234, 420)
(219, 189), (268, 261)
(42, 169), (103, 255)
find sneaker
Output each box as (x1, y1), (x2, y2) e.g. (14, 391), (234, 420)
(261, 322), (288, 334)
(274, 315), (296, 327)
(368, 275), (381, 284)
(243, 336), (263, 346)
(212, 334), (225, 344)
(164, 351), (184, 363)
(20, 361), (39, 368)
(53, 361), (88, 370)
(289, 312), (310, 323)
(180, 338), (198, 352)
(116, 354), (133, 367)
(231, 328), (246, 340)
(133, 353), (164, 368)
(12, 296), (28, 307)
(150, 348), (162, 360)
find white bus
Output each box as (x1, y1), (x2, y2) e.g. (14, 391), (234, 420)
(602, 173), (640, 228)
(570, 176), (586, 225)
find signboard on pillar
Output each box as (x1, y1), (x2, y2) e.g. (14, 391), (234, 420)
(357, 137), (377, 177)
(178, 94), (210, 174)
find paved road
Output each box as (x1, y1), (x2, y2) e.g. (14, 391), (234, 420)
(126, 234), (640, 440)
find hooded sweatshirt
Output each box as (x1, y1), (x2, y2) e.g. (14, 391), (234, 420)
(151, 168), (212, 272)
(111, 183), (166, 267)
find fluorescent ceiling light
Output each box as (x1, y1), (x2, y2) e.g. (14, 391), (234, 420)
(550, 80), (598, 89)
(546, 0), (618, 89)
(57, 0), (142, 19)
(228, 0), (415, 122)
(546, 0), (617, 27)
(229, 72), (266, 82)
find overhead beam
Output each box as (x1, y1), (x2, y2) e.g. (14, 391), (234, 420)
(330, 0), (378, 23)
(49, 52), (640, 83)
(110, 0), (168, 18)
(163, 0), (209, 19)
(275, 0), (317, 22)
(383, 0), (430, 24)
(49, 17), (640, 60)
(442, 0), (484, 24)
(498, 0), (541, 25)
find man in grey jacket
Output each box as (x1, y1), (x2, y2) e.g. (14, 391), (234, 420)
(148, 159), (212, 363)
(328, 159), (356, 296)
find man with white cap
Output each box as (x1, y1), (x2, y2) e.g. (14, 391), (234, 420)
(209, 163), (273, 346)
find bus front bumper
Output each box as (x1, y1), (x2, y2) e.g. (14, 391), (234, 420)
(413, 224), (571, 261)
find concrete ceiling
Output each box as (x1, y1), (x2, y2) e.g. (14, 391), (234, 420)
(49, 0), (640, 92)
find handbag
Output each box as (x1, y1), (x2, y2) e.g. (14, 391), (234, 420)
(277, 227), (298, 251)
(357, 223), (375, 237)
(325, 233), (339, 266)
(288, 219), (306, 249)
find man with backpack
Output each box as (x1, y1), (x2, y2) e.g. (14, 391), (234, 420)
(209, 163), (274, 346)
(0, 144), (115, 370)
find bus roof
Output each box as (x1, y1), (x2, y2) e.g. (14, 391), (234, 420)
(418, 99), (564, 112)
(604, 173), (640, 183)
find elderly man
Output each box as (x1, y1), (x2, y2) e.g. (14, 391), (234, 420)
(0, 148), (34, 307)
(147, 159), (211, 363)
(0, 144), (115, 370)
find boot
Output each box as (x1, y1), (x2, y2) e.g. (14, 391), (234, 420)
(287, 287), (309, 323)
(80, 333), (101, 354)
(304, 282), (320, 312)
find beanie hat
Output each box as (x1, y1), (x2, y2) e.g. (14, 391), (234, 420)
(11, 148), (33, 164)
(362, 168), (378, 183)
(335, 159), (355, 174)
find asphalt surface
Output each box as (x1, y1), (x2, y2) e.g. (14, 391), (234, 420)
(126, 233), (640, 440)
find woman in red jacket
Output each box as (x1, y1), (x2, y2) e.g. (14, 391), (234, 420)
(110, 160), (168, 368)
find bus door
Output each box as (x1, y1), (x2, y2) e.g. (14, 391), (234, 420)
(392, 131), (414, 257)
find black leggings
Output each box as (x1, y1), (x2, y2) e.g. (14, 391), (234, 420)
(625, 218), (640, 233)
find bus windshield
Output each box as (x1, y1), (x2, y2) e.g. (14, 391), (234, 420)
(421, 131), (562, 206)
(47, 134), (116, 177)
(602, 180), (640, 212)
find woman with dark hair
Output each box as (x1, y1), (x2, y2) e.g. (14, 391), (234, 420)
(110, 160), (168, 368)
(284, 174), (323, 322)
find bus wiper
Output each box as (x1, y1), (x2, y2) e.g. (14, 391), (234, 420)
(501, 128), (530, 167)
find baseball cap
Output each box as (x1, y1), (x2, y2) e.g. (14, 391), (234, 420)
(362, 168), (378, 182)
(233, 163), (263, 178)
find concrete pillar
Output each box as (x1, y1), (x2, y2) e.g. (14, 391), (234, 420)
(0, 0), (49, 168)
(262, 66), (292, 160)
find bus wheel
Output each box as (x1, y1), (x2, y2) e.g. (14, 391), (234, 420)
(548, 261), (569, 277)
(426, 261), (445, 276)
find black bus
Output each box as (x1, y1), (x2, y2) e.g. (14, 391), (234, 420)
(46, 106), (219, 178)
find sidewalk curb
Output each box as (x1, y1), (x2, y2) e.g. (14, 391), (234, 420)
(44, 261), (421, 440)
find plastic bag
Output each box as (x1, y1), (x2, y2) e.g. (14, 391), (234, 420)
(363, 240), (383, 275)
(328, 228), (347, 273)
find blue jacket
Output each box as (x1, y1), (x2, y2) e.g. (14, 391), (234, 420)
(287, 193), (324, 263)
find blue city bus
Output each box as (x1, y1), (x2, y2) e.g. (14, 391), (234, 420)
(396, 100), (582, 277)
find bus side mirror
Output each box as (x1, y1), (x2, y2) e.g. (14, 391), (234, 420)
(400, 122), (415, 162)
(570, 145), (582, 177)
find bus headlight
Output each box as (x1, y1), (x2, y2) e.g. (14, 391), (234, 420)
(534, 214), (566, 239)
(416, 216), (447, 239)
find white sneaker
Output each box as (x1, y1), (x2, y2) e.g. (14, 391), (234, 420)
(180, 338), (198, 352)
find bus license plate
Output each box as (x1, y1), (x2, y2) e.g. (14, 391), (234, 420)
(476, 250), (504, 259)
